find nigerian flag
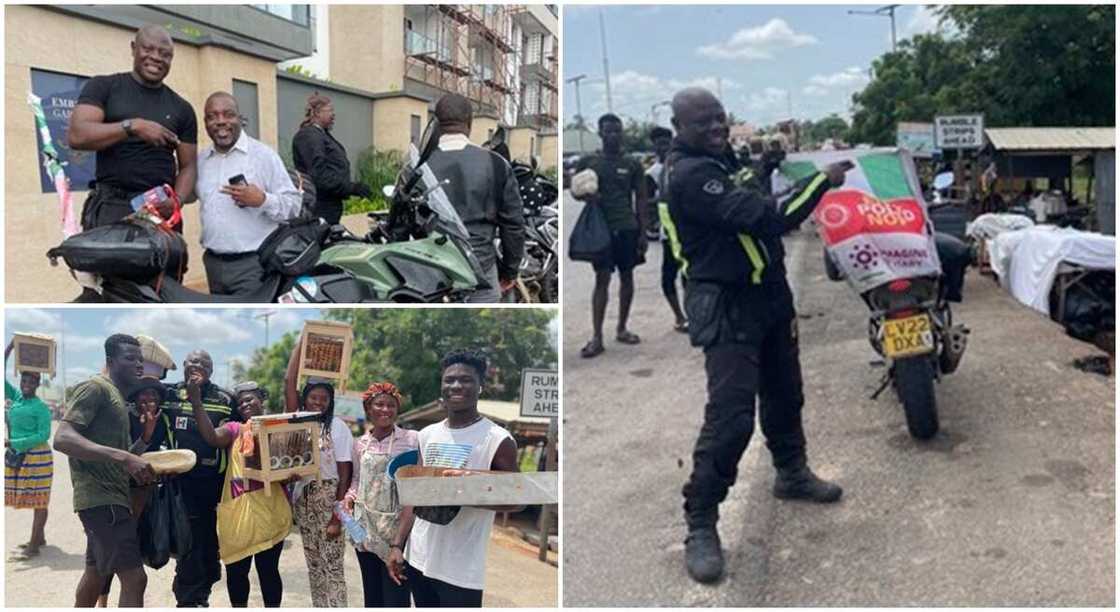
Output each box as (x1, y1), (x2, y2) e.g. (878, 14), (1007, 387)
(776, 148), (941, 293)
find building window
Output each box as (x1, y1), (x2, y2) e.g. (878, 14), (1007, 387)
(252, 4), (311, 26)
(232, 79), (260, 139)
(410, 114), (422, 146)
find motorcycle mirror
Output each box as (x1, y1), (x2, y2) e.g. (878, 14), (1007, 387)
(382, 185), (395, 198)
(933, 172), (954, 191)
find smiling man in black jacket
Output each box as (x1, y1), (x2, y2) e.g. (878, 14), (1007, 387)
(291, 93), (371, 224)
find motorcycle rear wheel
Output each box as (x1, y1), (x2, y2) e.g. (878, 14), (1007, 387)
(893, 356), (939, 439)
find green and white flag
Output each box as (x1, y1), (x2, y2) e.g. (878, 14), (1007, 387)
(777, 148), (941, 293)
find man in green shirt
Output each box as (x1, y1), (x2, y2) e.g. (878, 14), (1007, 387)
(573, 113), (650, 358)
(54, 334), (155, 607)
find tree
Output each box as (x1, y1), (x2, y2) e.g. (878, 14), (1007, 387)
(240, 310), (557, 415)
(848, 5), (1114, 145)
(622, 118), (660, 153)
(935, 4), (1114, 127)
(811, 114), (850, 145)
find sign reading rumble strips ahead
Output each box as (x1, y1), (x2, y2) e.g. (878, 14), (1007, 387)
(934, 114), (985, 149)
(520, 368), (558, 418)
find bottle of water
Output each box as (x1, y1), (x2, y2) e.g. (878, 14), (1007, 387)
(130, 184), (172, 212)
(335, 501), (367, 545)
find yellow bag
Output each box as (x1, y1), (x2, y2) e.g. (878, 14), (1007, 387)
(216, 428), (292, 564)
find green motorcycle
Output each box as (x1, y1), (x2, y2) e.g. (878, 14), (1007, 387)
(309, 120), (489, 302)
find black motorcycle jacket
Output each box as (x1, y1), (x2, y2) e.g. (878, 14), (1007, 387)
(160, 381), (238, 482)
(665, 140), (832, 288)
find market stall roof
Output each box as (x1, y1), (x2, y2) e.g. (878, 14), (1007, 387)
(399, 399), (551, 429)
(985, 127), (1115, 152)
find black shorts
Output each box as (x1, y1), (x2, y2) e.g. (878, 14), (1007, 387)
(79, 504), (142, 576)
(593, 229), (642, 273)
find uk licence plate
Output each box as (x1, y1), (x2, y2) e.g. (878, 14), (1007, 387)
(883, 314), (934, 358)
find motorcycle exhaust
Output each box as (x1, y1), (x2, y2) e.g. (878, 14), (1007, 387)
(938, 324), (970, 374)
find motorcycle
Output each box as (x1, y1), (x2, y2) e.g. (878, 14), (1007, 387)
(48, 118), (487, 303)
(484, 128), (560, 303)
(823, 168), (971, 440)
(313, 117), (489, 302)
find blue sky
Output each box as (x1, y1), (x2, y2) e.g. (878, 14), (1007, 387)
(4, 308), (323, 393)
(563, 4), (943, 128)
(5, 308), (562, 400)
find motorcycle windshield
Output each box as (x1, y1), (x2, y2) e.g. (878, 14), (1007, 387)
(409, 145), (471, 243)
(407, 145), (491, 290)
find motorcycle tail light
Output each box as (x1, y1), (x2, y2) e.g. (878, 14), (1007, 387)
(888, 279), (912, 293)
(888, 308), (917, 319)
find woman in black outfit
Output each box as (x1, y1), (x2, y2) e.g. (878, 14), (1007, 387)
(291, 93), (372, 224)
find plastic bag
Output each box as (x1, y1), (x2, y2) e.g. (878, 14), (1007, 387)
(139, 482), (172, 569)
(568, 202), (611, 263)
(167, 480), (193, 560)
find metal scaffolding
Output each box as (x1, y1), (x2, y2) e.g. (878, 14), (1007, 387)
(403, 4), (521, 121)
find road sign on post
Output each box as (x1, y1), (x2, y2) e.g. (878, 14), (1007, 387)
(520, 368), (558, 561)
(520, 368), (558, 418)
(934, 114), (985, 150)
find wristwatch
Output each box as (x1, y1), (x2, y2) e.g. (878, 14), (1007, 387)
(121, 119), (134, 137)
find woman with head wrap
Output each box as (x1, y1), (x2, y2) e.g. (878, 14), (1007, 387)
(291, 92), (372, 224)
(284, 336), (353, 607)
(342, 382), (418, 607)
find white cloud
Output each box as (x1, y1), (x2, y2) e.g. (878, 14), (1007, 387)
(697, 19), (818, 61)
(106, 309), (253, 349)
(583, 71), (741, 122)
(65, 334), (107, 351)
(808, 66), (870, 88)
(745, 87), (788, 112)
(904, 5), (941, 38)
(5, 309), (63, 333)
(802, 85), (829, 97)
(65, 366), (98, 382)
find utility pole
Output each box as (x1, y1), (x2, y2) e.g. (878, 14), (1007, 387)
(566, 74), (588, 153)
(255, 310), (277, 349)
(599, 9), (612, 112)
(848, 5), (900, 52)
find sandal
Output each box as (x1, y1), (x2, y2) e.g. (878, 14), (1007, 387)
(580, 340), (605, 358)
(674, 320), (690, 333)
(616, 330), (641, 345)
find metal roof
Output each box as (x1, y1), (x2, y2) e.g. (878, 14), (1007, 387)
(985, 127), (1115, 151)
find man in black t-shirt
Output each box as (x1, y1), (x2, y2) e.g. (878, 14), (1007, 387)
(67, 24), (198, 232)
(571, 114), (649, 358)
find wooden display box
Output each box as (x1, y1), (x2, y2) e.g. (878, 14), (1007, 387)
(12, 333), (56, 377)
(240, 412), (322, 495)
(298, 320), (354, 392)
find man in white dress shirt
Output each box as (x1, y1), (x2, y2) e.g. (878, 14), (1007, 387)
(196, 92), (301, 295)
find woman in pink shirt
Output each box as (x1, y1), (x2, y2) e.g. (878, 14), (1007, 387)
(343, 382), (419, 607)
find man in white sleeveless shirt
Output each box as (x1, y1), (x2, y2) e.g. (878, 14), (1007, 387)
(387, 350), (522, 607)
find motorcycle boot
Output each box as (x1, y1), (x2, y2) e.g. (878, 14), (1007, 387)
(683, 501), (723, 583)
(772, 457), (843, 503)
(685, 526), (724, 583)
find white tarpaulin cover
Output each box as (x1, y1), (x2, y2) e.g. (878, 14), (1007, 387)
(992, 226), (1116, 314)
(966, 213), (1035, 241)
(777, 148), (941, 294)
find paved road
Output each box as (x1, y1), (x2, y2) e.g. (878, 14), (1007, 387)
(5, 428), (557, 608)
(561, 192), (1114, 606)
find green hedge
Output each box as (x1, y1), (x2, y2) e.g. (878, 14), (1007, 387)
(343, 147), (405, 215)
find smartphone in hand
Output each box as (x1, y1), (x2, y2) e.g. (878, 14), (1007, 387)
(229, 174), (248, 186)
